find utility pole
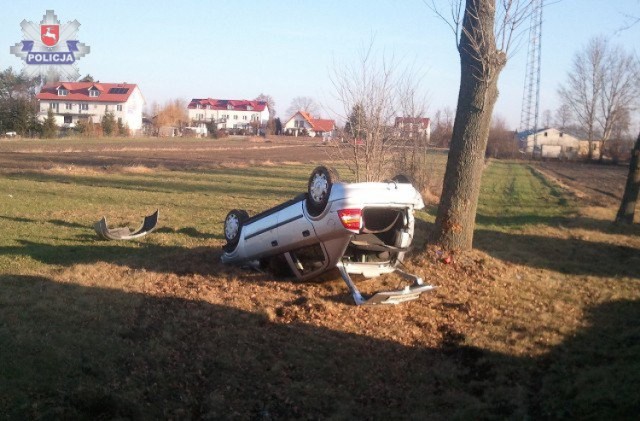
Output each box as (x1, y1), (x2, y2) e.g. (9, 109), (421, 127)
(519, 0), (543, 157)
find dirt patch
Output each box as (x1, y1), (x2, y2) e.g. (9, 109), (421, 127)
(535, 161), (628, 207)
(0, 137), (335, 172)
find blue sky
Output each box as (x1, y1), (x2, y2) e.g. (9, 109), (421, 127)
(1, 1), (639, 128)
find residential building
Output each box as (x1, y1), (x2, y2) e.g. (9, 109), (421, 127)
(36, 82), (144, 133)
(283, 111), (336, 139)
(187, 98), (270, 134)
(517, 127), (600, 159)
(394, 117), (431, 142)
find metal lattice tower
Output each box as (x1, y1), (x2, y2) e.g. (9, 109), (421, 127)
(519, 0), (543, 148)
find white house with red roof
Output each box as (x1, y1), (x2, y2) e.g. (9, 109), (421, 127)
(394, 117), (431, 141)
(187, 98), (270, 133)
(283, 111), (336, 139)
(36, 82), (145, 133)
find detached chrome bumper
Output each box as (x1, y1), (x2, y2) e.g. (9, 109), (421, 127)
(336, 262), (436, 306)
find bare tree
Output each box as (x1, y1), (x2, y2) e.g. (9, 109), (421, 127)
(557, 37), (640, 161)
(255, 93), (276, 119)
(613, 7), (640, 224)
(486, 115), (519, 159)
(285, 96), (320, 119)
(431, 107), (455, 147)
(429, 0), (534, 250)
(597, 45), (640, 161)
(616, 132), (640, 224)
(555, 103), (572, 130)
(154, 99), (188, 129)
(330, 42), (427, 182)
(542, 109), (552, 127)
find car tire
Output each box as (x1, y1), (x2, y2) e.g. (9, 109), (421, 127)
(224, 209), (249, 247)
(391, 174), (413, 184)
(307, 165), (339, 217)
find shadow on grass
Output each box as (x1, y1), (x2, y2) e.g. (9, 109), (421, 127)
(475, 213), (572, 228)
(476, 213), (640, 236)
(156, 226), (221, 240)
(474, 229), (640, 279)
(1, 275), (637, 419)
(0, 241), (223, 276)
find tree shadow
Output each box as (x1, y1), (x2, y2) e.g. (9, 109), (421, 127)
(0, 240), (223, 277)
(1, 275), (637, 419)
(156, 226), (222, 240)
(475, 213), (640, 236)
(474, 229), (639, 279)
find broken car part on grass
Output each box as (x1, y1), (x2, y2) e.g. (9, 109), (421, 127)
(94, 209), (159, 240)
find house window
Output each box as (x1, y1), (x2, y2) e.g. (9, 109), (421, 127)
(196, 104), (202, 109)
(206, 105), (211, 109)
(117, 104), (123, 111)
(89, 89), (99, 97)
(227, 104), (233, 110)
(63, 115), (72, 124)
(247, 105), (253, 111)
(58, 88), (68, 96)
(49, 103), (55, 109)
(243, 115), (247, 120)
(233, 115), (238, 120)
(65, 103), (72, 110)
(80, 103), (88, 110)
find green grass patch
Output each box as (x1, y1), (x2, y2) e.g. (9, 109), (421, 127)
(475, 162), (577, 229)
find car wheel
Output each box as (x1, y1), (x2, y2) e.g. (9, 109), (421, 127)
(224, 209), (249, 247)
(307, 166), (339, 216)
(391, 174), (413, 184)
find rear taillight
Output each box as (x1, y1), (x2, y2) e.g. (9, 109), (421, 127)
(337, 208), (362, 233)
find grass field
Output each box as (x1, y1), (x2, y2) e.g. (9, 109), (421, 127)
(0, 140), (638, 419)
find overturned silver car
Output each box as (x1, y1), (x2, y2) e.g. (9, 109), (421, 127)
(221, 166), (435, 305)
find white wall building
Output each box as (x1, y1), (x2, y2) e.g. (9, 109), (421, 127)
(283, 111), (335, 139)
(36, 82), (145, 133)
(187, 98), (270, 133)
(518, 127), (600, 159)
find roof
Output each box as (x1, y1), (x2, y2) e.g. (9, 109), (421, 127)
(187, 98), (268, 112)
(36, 82), (138, 103)
(291, 111), (335, 132)
(395, 117), (430, 126)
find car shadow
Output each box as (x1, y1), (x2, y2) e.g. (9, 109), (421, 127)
(1, 274), (637, 419)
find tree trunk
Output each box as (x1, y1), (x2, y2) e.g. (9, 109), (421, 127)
(615, 132), (640, 224)
(433, 0), (506, 251)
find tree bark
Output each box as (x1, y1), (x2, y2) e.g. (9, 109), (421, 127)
(433, 0), (506, 250)
(615, 132), (640, 224)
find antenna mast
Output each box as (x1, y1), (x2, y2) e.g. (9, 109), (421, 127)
(519, 0), (543, 154)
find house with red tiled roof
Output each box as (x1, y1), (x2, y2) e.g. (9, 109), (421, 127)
(36, 82), (145, 133)
(394, 117), (431, 142)
(283, 111), (336, 139)
(187, 98), (270, 134)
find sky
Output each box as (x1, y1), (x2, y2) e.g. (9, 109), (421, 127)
(1, 0), (639, 129)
